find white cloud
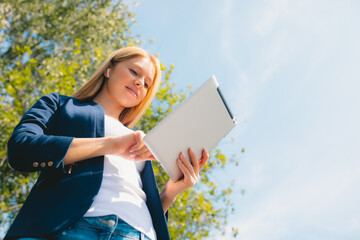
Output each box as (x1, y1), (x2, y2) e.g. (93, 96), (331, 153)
(252, 0), (290, 36)
(251, 0), (310, 36)
(231, 159), (360, 239)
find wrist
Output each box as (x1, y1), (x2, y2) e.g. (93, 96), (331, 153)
(161, 185), (178, 203)
(106, 136), (116, 155)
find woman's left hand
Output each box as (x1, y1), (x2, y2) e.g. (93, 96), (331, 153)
(162, 148), (209, 202)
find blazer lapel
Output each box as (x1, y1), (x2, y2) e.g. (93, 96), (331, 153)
(141, 161), (170, 240)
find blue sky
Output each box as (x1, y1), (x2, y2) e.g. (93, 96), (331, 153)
(130, 0), (360, 239)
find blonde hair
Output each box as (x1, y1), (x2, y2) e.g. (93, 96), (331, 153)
(71, 46), (161, 128)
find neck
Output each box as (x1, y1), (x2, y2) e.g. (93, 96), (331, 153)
(92, 88), (125, 120)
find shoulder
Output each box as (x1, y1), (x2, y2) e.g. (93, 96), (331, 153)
(37, 91), (70, 104)
(39, 92), (86, 108)
(33, 92), (90, 115)
(37, 92), (60, 103)
(25, 92), (62, 113)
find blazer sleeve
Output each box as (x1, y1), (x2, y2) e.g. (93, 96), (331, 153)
(165, 210), (169, 222)
(7, 92), (75, 174)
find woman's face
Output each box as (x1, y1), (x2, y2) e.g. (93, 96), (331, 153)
(106, 56), (155, 108)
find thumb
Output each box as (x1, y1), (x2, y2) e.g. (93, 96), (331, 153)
(134, 130), (144, 143)
(131, 130), (144, 151)
(134, 131), (141, 142)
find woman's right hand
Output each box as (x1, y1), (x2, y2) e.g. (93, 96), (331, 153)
(110, 130), (156, 161)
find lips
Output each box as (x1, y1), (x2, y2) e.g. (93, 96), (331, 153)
(126, 86), (138, 98)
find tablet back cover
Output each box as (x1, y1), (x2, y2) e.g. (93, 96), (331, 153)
(144, 75), (237, 182)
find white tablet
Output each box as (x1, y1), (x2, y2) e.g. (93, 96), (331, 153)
(143, 75), (237, 182)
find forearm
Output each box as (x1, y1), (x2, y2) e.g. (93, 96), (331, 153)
(160, 185), (177, 213)
(63, 136), (114, 165)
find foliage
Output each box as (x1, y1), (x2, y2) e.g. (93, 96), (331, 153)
(0, 0), (241, 239)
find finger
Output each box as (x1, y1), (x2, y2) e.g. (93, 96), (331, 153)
(130, 146), (148, 157)
(199, 149), (209, 170)
(145, 153), (156, 160)
(134, 156), (155, 161)
(188, 148), (199, 175)
(177, 158), (191, 178)
(134, 150), (156, 161)
(179, 152), (196, 177)
(143, 151), (156, 160)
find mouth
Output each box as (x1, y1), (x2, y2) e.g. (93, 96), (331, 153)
(126, 86), (138, 98)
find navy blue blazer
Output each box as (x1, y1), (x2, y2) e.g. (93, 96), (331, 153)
(5, 92), (170, 240)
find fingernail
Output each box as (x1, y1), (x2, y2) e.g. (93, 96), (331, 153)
(130, 149), (135, 153)
(130, 153), (136, 157)
(135, 156), (141, 161)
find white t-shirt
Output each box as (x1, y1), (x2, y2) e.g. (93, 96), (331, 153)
(84, 115), (156, 240)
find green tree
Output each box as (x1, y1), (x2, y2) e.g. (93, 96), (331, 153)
(0, 0), (241, 239)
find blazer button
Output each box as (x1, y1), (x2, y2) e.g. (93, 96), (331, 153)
(40, 162), (46, 167)
(48, 161), (53, 167)
(33, 162), (39, 167)
(106, 219), (115, 227)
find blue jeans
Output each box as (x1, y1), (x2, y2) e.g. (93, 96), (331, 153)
(17, 214), (153, 240)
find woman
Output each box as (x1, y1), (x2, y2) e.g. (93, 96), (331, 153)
(5, 46), (209, 240)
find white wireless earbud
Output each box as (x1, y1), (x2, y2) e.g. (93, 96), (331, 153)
(106, 68), (110, 77)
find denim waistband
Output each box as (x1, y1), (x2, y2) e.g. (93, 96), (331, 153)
(47, 214), (153, 240)
(15, 214), (154, 240)
(78, 214), (152, 240)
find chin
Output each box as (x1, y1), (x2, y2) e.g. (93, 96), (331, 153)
(118, 99), (140, 108)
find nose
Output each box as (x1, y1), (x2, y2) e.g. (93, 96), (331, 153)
(134, 77), (145, 88)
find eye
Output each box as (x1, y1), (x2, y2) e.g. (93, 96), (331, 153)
(129, 68), (137, 76)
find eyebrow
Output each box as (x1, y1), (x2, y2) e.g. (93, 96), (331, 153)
(132, 63), (154, 86)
